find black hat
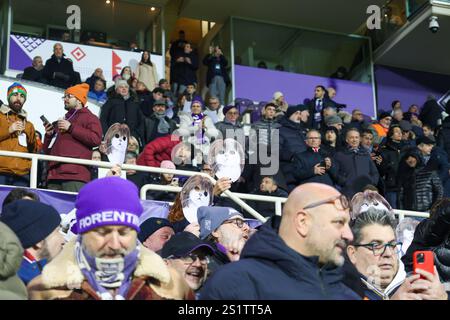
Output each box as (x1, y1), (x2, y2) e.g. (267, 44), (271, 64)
(378, 111), (392, 120)
(161, 231), (215, 259)
(398, 120), (412, 132)
(223, 105), (238, 116)
(296, 104), (309, 112)
(285, 105), (301, 118)
(138, 217), (173, 243)
(153, 99), (167, 107)
(416, 135), (435, 146)
(0, 200), (61, 249)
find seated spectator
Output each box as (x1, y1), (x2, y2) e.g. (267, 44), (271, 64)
(200, 183), (359, 300)
(392, 108), (403, 125)
(90, 149), (102, 180)
(143, 99), (177, 144)
(370, 112), (392, 145)
(140, 87), (165, 117)
(0, 200), (64, 285)
(249, 176), (288, 218)
(135, 51), (159, 92)
(44, 83), (102, 192)
(22, 56), (46, 84)
(159, 79), (175, 101)
(215, 105), (244, 140)
(0, 83), (38, 187)
(203, 96), (224, 124)
(293, 129), (338, 187)
(250, 102), (281, 149)
(346, 208), (447, 300)
(322, 126), (340, 155)
(87, 78), (107, 105)
(138, 217), (175, 252)
(146, 160), (179, 202)
(360, 129), (375, 152)
(181, 83), (199, 113)
(203, 46), (230, 105)
(1, 187), (39, 210)
(0, 222), (28, 299)
(106, 74), (122, 98)
(257, 61), (267, 69)
(397, 149), (443, 211)
(335, 128), (380, 198)
(399, 120), (418, 148)
(272, 91), (289, 117)
(197, 206), (250, 263)
(85, 68), (105, 91)
(402, 198), (450, 286)
(43, 43), (75, 89)
(27, 177), (194, 300)
(100, 80), (145, 147)
(324, 114), (344, 133)
(162, 232), (215, 294)
(125, 151), (150, 189)
(423, 124), (434, 138)
(137, 134), (181, 168)
(127, 136), (140, 155)
(347, 109), (368, 131)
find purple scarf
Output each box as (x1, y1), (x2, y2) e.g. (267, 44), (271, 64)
(75, 237), (140, 300)
(192, 113), (206, 144)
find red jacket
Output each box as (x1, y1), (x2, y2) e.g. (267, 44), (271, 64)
(43, 107), (102, 183)
(137, 135), (181, 167)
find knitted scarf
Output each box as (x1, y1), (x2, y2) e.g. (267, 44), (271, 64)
(192, 113), (205, 143)
(155, 112), (170, 134)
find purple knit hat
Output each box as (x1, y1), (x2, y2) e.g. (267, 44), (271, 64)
(75, 177), (143, 234)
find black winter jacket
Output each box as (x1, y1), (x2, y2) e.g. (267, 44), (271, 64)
(202, 54), (230, 87)
(293, 147), (338, 186)
(379, 140), (403, 192)
(43, 54), (75, 89)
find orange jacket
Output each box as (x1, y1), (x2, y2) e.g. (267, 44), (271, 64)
(0, 104), (37, 176)
(371, 123), (388, 138)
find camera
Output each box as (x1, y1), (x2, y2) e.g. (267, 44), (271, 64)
(429, 16), (439, 33)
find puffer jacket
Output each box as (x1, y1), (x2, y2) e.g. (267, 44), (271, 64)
(402, 202), (450, 283)
(137, 135), (181, 168)
(0, 222), (28, 300)
(0, 105), (37, 176)
(200, 216), (360, 300)
(437, 117), (450, 162)
(379, 140), (402, 192)
(215, 119), (244, 140)
(250, 117), (281, 147)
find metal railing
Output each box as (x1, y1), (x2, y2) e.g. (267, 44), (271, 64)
(0, 150), (267, 222)
(0, 150), (429, 221)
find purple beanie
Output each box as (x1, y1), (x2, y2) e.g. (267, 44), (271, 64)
(75, 177), (143, 234)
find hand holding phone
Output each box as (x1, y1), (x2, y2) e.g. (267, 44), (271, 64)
(413, 251), (435, 279)
(40, 115), (50, 125)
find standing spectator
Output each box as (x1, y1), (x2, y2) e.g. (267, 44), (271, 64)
(127, 136), (140, 155)
(215, 105), (244, 140)
(124, 151), (150, 189)
(135, 50), (159, 92)
(203, 96), (224, 124)
(200, 183), (359, 300)
(370, 112), (392, 145)
(120, 66), (133, 82)
(138, 217), (174, 252)
(146, 160), (179, 202)
(335, 128), (380, 198)
(140, 87), (165, 117)
(172, 42), (198, 97)
(143, 99), (177, 144)
(250, 102), (281, 149)
(100, 80), (146, 147)
(203, 46), (230, 105)
(360, 129), (375, 152)
(43, 43), (75, 89)
(181, 83), (199, 113)
(1, 187), (39, 209)
(324, 114), (344, 133)
(27, 177), (194, 300)
(137, 134), (181, 168)
(162, 232), (215, 294)
(248, 176), (288, 218)
(0, 83), (37, 187)
(306, 85), (337, 129)
(322, 126), (341, 155)
(420, 97), (443, 130)
(397, 150), (443, 211)
(0, 200), (64, 285)
(293, 130), (338, 187)
(44, 84), (102, 192)
(0, 221), (28, 299)
(392, 108), (403, 125)
(379, 125), (403, 208)
(169, 30), (187, 84)
(87, 78), (107, 105)
(22, 56), (46, 84)
(438, 101), (450, 161)
(347, 109), (368, 131)
(85, 68), (105, 91)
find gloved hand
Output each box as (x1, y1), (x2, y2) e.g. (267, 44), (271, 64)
(54, 72), (71, 82)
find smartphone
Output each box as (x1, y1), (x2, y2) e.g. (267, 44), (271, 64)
(40, 115), (50, 125)
(413, 251), (434, 279)
(319, 160), (326, 168)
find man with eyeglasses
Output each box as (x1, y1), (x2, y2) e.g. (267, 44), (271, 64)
(215, 105), (244, 141)
(43, 83), (102, 192)
(345, 208), (447, 300)
(293, 129), (337, 187)
(204, 96), (224, 124)
(200, 183), (361, 300)
(162, 231), (215, 294)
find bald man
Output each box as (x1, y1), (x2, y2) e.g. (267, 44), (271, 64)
(200, 183), (360, 300)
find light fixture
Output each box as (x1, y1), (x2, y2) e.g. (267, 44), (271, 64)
(150, 7), (156, 11)
(106, 0), (111, 4)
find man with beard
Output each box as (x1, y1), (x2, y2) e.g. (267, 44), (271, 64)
(162, 232), (215, 296)
(22, 56), (46, 84)
(43, 83), (102, 192)
(0, 83), (37, 186)
(143, 99), (177, 144)
(27, 177), (195, 300)
(200, 183), (359, 300)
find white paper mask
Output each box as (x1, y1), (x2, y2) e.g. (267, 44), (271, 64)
(400, 229), (415, 256)
(183, 189), (210, 223)
(215, 142), (242, 182)
(107, 134), (128, 165)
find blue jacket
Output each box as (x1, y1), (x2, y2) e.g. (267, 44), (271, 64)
(18, 253), (47, 285)
(199, 216), (360, 300)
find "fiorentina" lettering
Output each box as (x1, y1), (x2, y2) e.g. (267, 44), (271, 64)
(79, 211), (139, 229)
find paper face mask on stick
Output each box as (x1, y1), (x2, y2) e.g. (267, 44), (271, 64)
(208, 139), (245, 183)
(181, 175), (213, 223)
(104, 123), (130, 165)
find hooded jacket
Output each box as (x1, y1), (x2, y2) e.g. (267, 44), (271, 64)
(199, 216), (360, 300)
(0, 104), (37, 176)
(0, 222), (28, 300)
(27, 239), (194, 300)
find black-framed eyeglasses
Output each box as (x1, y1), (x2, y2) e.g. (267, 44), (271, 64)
(167, 253), (210, 265)
(303, 194), (349, 211)
(353, 241), (403, 256)
(223, 218), (247, 229)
